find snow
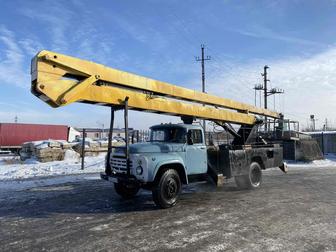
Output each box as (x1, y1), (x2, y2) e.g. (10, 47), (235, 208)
(1, 144), (336, 193)
(286, 153), (336, 168)
(2, 152), (336, 181)
(26, 140), (44, 146)
(304, 131), (336, 135)
(35, 143), (49, 149)
(0, 174), (100, 192)
(0, 153), (105, 181)
(63, 149), (80, 161)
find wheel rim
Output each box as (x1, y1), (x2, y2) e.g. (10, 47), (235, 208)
(164, 178), (178, 199)
(250, 166), (261, 186)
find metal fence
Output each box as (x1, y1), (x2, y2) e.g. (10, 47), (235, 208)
(309, 132), (336, 154)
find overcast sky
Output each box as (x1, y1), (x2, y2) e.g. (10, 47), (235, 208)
(1, 0), (336, 130)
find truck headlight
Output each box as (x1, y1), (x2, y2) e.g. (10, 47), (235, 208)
(136, 166), (143, 175)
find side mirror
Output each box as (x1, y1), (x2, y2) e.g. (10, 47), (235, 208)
(187, 131), (193, 145)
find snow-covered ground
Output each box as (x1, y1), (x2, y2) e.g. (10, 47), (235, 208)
(0, 173), (101, 192)
(0, 152), (105, 181)
(1, 151), (336, 192)
(286, 153), (336, 168)
(0, 152), (106, 192)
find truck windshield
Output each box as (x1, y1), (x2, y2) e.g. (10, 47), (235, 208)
(150, 127), (186, 143)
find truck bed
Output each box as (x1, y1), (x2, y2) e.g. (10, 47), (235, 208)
(207, 144), (283, 179)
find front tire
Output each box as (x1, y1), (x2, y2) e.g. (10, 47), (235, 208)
(235, 162), (262, 190)
(152, 169), (181, 208)
(114, 182), (139, 199)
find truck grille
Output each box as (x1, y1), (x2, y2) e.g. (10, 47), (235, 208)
(111, 157), (132, 173)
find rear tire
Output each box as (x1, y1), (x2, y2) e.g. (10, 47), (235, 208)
(152, 169), (181, 208)
(114, 182), (139, 199)
(235, 162), (262, 190)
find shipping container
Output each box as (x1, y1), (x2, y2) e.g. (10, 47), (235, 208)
(0, 123), (68, 149)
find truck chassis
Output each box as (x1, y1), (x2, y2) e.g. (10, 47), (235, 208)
(101, 99), (285, 208)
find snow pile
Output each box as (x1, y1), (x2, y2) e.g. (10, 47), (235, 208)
(0, 153), (105, 180)
(72, 138), (101, 157)
(72, 137), (124, 157)
(97, 139), (109, 148)
(19, 138), (123, 162)
(310, 153), (336, 167)
(0, 156), (17, 165)
(286, 153), (336, 168)
(20, 140), (74, 162)
(64, 149), (80, 161)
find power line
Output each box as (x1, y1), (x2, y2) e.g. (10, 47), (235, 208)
(153, 8), (288, 117)
(253, 83), (263, 107)
(162, 10), (259, 105)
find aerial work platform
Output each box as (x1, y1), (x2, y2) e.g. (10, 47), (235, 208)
(31, 50), (280, 125)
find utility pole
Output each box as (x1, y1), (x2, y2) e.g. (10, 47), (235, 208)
(310, 115), (317, 131)
(259, 65), (284, 131)
(96, 121), (105, 139)
(262, 66), (270, 131)
(262, 65), (269, 111)
(196, 44), (211, 133)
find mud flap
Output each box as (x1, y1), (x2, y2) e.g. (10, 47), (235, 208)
(279, 162), (288, 173)
(207, 166), (226, 187)
(216, 174), (226, 187)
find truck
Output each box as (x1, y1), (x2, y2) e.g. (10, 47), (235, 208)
(31, 50), (286, 208)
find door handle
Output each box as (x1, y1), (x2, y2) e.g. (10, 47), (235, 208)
(200, 146), (206, 150)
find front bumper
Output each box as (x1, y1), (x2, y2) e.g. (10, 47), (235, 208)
(100, 172), (139, 185)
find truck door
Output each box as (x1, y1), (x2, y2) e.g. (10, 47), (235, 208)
(186, 129), (207, 174)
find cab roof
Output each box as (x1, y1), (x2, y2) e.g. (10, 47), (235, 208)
(150, 123), (203, 130)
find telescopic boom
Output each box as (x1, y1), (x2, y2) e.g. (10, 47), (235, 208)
(31, 50), (279, 125)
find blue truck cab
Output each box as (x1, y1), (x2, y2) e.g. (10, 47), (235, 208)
(112, 124), (207, 182)
(105, 123), (208, 208)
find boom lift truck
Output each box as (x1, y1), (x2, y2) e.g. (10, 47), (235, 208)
(31, 50), (286, 208)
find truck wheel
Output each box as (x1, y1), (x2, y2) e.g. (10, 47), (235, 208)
(235, 162), (262, 190)
(152, 169), (181, 208)
(114, 182), (139, 199)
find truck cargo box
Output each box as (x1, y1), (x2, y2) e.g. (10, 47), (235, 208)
(0, 123), (68, 148)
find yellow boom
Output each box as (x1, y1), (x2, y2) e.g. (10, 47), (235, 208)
(31, 50), (279, 125)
